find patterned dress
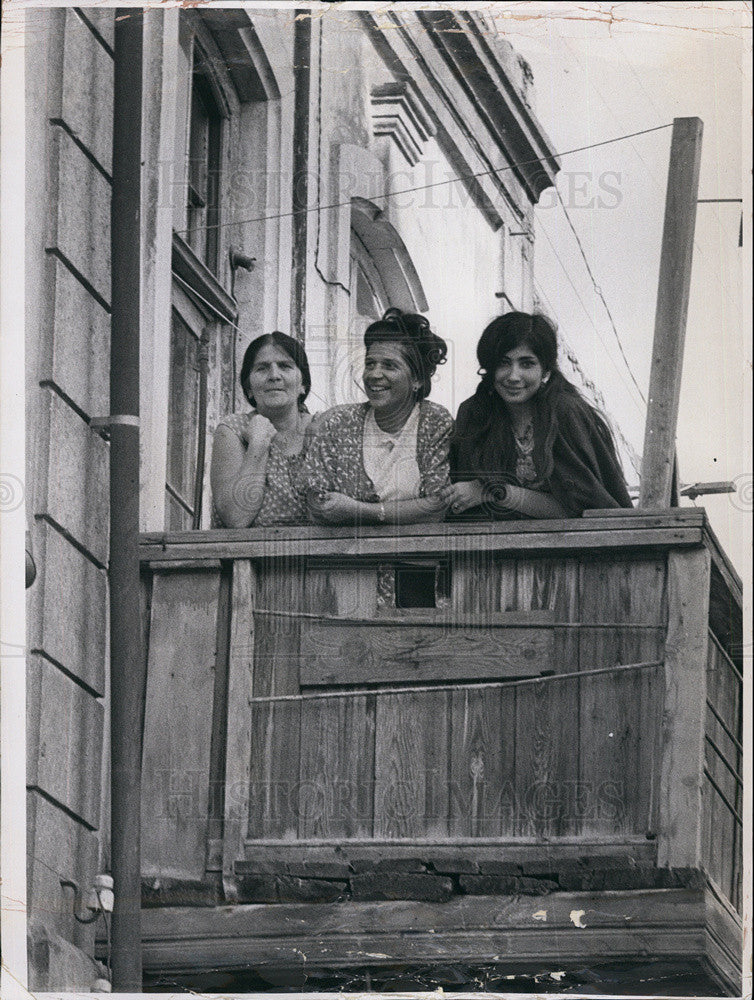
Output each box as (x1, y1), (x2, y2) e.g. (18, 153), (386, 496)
(212, 411), (311, 526)
(298, 401), (453, 501)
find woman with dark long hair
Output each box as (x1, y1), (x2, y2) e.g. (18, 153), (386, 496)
(210, 331), (317, 527)
(301, 308), (452, 525)
(442, 312), (632, 518)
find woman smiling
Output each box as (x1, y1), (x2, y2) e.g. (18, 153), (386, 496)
(444, 312), (632, 519)
(301, 308), (452, 526)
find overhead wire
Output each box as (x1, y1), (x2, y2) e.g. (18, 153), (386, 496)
(554, 188), (647, 405)
(534, 217), (646, 416)
(174, 117), (676, 442)
(173, 123), (674, 239)
(558, 33), (741, 413)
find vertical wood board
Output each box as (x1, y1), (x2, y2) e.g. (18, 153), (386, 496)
(657, 548), (710, 868)
(449, 687), (514, 838)
(514, 557), (580, 836)
(374, 691), (450, 838)
(248, 559), (304, 838)
(640, 117), (704, 508)
(297, 694), (376, 839)
(223, 560), (256, 895)
(141, 569), (221, 879)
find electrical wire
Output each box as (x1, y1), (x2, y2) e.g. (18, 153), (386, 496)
(554, 188), (647, 405)
(174, 123), (674, 239)
(535, 217), (646, 416)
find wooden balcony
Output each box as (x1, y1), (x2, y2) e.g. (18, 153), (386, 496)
(136, 509), (743, 994)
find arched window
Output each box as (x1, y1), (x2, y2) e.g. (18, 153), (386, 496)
(340, 198), (428, 404)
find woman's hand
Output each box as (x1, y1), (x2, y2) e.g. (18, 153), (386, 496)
(243, 413), (277, 451)
(441, 479), (484, 514)
(308, 490), (361, 525)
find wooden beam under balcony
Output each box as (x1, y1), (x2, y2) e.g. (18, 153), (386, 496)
(138, 885), (741, 993)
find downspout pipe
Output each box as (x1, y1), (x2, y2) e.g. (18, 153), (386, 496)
(110, 8), (144, 991)
(290, 10), (311, 343)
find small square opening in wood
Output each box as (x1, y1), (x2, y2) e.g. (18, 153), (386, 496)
(394, 561), (448, 609)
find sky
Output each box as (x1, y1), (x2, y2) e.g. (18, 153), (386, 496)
(487, 2), (750, 571)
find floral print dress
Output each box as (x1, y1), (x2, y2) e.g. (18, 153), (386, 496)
(298, 401), (453, 502)
(212, 411), (311, 526)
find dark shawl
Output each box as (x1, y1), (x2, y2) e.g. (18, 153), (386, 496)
(450, 392), (633, 517)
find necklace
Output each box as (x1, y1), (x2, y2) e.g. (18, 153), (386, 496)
(274, 411), (308, 454)
(514, 420), (534, 453)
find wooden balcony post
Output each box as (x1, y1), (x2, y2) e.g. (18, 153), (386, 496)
(640, 117), (703, 508)
(657, 547), (711, 868)
(222, 560), (257, 899)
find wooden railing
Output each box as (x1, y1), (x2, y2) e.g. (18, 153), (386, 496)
(138, 509), (742, 912)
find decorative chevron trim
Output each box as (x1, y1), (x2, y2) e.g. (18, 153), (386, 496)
(371, 81), (436, 166)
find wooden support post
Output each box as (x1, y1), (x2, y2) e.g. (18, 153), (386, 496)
(640, 117), (703, 508)
(657, 547), (711, 868)
(222, 560), (257, 899)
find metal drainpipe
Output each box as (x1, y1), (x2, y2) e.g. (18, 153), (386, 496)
(110, 8), (144, 991)
(192, 328), (210, 529)
(290, 10), (311, 343)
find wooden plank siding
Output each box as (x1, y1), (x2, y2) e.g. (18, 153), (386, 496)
(299, 619), (554, 686)
(702, 633), (743, 912)
(297, 694), (376, 839)
(578, 556), (666, 839)
(448, 686), (514, 838)
(237, 552), (666, 844)
(25, 6), (115, 965)
(514, 557), (579, 838)
(141, 568), (223, 879)
(247, 557), (305, 840)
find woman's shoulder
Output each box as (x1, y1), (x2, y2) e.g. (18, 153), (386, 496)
(452, 392), (489, 434)
(215, 411), (253, 436)
(418, 399), (453, 428)
(317, 402), (369, 430)
(552, 389), (609, 439)
(454, 395), (478, 420)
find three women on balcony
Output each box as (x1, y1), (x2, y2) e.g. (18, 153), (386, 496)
(211, 311), (631, 528)
(443, 312), (632, 518)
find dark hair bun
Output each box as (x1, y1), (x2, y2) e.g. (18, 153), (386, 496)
(364, 307), (447, 400)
